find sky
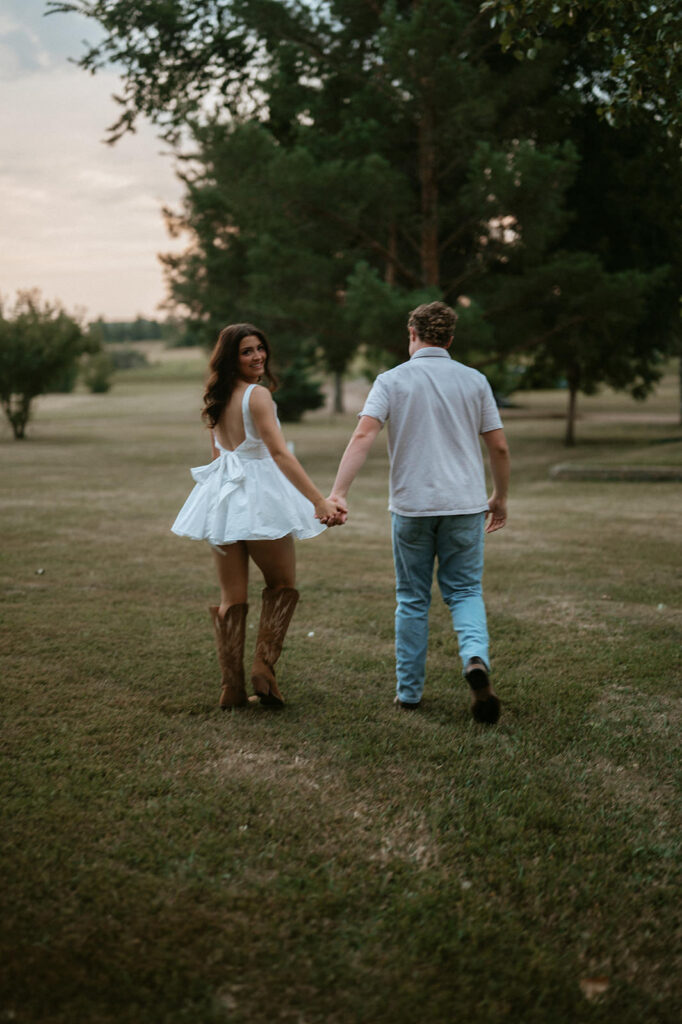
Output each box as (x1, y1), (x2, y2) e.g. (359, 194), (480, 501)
(0, 0), (185, 321)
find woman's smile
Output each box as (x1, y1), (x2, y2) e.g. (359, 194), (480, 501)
(238, 335), (267, 379)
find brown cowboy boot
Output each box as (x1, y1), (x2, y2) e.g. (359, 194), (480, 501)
(251, 587), (299, 707)
(210, 604), (249, 709)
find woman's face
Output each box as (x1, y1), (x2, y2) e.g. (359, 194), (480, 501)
(237, 334), (267, 383)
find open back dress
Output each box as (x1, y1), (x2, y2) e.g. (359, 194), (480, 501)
(171, 383), (326, 546)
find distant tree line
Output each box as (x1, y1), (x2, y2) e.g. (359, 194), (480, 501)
(92, 317), (181, 344)
(50, 1), (682, 441)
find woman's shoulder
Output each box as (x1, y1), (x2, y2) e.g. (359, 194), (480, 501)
(248, 383), (275, 408)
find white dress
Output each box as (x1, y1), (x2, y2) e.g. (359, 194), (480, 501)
(171, 383), (326, 546)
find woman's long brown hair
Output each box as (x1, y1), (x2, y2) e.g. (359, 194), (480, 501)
(201, 323), (277, 428)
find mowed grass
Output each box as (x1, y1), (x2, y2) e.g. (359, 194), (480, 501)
(1, 363), (681, 1024)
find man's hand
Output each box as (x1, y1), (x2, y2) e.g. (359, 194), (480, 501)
(317, 493), (348, 526)
(485, 494), (507, 533)
(482, 430), (510, 534)
(326, 493), (349, 526)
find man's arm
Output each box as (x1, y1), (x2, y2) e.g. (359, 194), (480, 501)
(328, 416), (383, 514)
(481, 428), (510, 533)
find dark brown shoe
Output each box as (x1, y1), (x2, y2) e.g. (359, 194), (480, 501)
(393, 696), (421, 710)
(465, 657), (500, 724)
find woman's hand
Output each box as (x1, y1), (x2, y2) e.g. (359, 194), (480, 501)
(327, 493), (348, 525)
(315, 496), (348, 526)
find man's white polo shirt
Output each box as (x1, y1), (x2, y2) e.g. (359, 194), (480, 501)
(360, 347), (503, 516)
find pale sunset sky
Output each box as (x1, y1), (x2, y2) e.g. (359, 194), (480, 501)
(0, 0), (185, 321)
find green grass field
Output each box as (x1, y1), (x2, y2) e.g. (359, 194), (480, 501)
(2, 361), (680, 1024)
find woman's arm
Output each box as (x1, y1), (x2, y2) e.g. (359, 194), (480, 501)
(249, 386), (340, 522)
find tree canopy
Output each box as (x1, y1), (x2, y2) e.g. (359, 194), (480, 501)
(481, 0), (682, 136)
(0, 291), (90, 439)
(50, 0), (681, 437)
(54, 4), (581, 315)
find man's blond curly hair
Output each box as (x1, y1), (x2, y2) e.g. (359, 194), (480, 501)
(408, 301), (457, 347)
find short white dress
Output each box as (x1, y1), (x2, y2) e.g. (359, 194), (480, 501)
(171, 383), (326, 546)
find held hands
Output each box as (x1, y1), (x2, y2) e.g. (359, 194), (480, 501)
(315, 493), (349, 527)
(326, 492), (348, 526)
(485, 493), (507, 534)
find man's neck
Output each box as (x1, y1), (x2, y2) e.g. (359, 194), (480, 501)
(409, 340), (451, 357)
(407, 327), (452, 357)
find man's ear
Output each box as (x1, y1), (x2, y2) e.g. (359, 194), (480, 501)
(444, 335), (453, 349)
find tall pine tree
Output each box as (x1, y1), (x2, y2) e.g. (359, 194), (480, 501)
(53, 1), (680, 432)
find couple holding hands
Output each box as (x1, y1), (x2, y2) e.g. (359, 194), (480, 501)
(172, 302), (510, 724)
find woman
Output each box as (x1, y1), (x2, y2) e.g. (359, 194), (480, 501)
(172, 323), (342, 710)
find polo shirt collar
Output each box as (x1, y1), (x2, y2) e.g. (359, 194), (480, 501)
(410, 347), (450, 360)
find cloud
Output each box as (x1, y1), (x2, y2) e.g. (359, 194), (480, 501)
(0, 0), (103, 77)
(76, 167), (138, 194)
(0, 1), (184, 319)
(0, 29), (49, 78)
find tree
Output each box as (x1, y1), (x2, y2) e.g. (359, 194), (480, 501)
(557, 107), (682, 427)
(51, 0), (680, 432)
(482, 253), (670, 443)
(480, 1), (682, 136)
(483, 1), (682, 425)
(0, 291), (88, 439)
(52, 3), (580, 344)
(472, 98), (682, 441)
(159, 124), (334, 417)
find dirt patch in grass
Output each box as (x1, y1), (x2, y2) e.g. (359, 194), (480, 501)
(596, 683), (682, 734)
(550, 463), (682, 481)
(502, 592), (616, 633)
(588, 756), (676, 821)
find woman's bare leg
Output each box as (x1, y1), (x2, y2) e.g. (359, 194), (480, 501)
(212, 542), (249, 616)
(212, 536), (294, 616)
(246, 536), (296, 590)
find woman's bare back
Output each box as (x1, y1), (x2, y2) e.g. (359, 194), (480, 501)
(214, 383), (249, 451)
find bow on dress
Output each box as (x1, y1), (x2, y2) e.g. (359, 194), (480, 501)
(190, 449), (246, 505)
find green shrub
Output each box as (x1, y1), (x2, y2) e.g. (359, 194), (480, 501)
(108, 346), (150, 370)
(274, 356), (325, 422)
(81, 351), (114, 394)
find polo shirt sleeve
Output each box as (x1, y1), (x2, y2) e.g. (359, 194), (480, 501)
(360, 375), (390, 424)
(479, 376), (504, 434)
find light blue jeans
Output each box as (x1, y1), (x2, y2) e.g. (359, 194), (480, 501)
(391, 512), (489, 705)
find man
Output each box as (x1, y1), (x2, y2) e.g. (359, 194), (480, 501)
(329, 301), (510, 723)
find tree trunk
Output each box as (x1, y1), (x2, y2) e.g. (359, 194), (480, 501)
(333, 371), (344, 414)
(678, 351), (682, 427)
(418, 102), (439, 288)
(385, 222), (397, 287)
(565, 386), (578, 446)
(2, 396), (29, 439)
